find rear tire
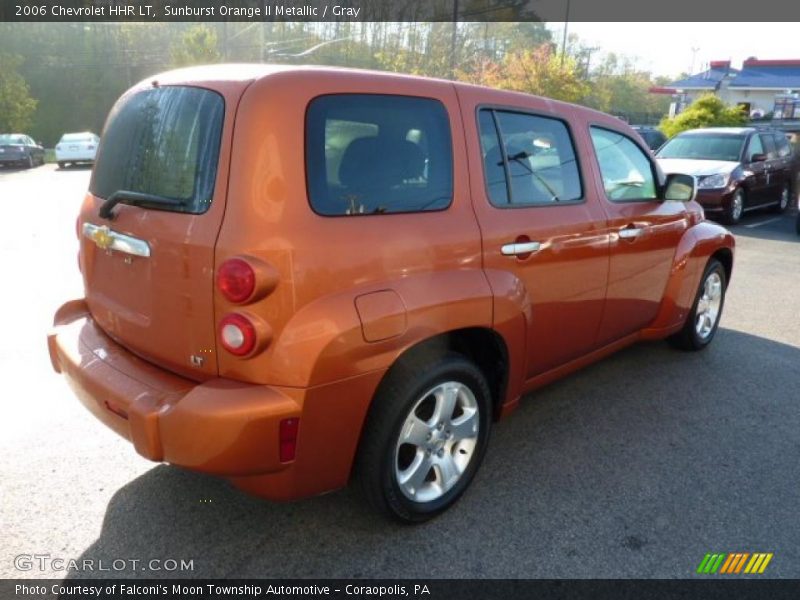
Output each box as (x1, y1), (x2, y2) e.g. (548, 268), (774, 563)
(772, 182), (790, 213)
(722, 188), (744, 225)
(668, 258), (727, 351)
(57, 162), (66, 169)
(356, 351), (492, 523)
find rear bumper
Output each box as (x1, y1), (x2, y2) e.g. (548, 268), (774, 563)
(55, 151), (96, 162)
(47, 299), (384, 501)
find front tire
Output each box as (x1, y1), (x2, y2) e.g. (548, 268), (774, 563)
(356, 352), (492, 523)
(669, 258), (727, 351)
(722, 188), (745, 225)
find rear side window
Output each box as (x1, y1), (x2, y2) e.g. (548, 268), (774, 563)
(478, 109), (582, 206)
(90, 86), (224, 214)
(590, 127), (657, 202)
(306, 94), (453, 216)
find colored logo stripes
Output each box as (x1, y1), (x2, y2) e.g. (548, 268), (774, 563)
(697, 552), (773, 574)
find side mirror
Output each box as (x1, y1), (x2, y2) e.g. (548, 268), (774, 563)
(663, 173), (696, 202)
(750, 153), (767, 163)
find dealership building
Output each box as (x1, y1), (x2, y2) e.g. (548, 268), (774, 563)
(652, 59), (800, 119)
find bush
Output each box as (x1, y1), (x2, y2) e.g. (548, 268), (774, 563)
(659, 94), (747, 138)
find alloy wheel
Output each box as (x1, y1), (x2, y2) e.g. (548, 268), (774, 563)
(695, 271), (723, 340)
(780, 185), (790, 210)
(394, 381), (479, 503)
(731, 191), (744, 222)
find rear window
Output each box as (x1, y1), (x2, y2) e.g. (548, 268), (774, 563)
(90, 86), (224, 215)
(306, 94), (453, 216)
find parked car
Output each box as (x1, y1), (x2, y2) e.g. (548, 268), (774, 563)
(55, 132), (100, 168)
(656, 127), (794, 224)
(47, 65), (734, 523)
(0, 133), (45, 168)
(632, 125), (667, 152)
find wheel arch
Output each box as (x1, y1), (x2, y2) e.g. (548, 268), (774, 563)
(643, 221), (735, 337)
(370, 327), (511, 421)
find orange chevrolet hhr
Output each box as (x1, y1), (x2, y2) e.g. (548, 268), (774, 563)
(48, 65), (734, 522)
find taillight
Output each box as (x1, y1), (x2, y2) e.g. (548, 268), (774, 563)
(279, 418), (300, 462)
(217, 258), (256, 303)
(219, 313), (256, 356)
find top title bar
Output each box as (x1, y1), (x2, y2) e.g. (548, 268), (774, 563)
(2, 0), (800, 22)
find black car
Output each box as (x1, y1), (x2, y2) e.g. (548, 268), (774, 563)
(656, 127), (796, 225)
(632, 126), (667, 152)
(0, 133), (45, 169)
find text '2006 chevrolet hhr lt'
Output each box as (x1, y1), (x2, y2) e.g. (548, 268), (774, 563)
(48, 65), (734, 522)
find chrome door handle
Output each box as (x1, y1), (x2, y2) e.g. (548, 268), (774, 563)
(501, 241), (541, 256)
(618, 227), (644, 240)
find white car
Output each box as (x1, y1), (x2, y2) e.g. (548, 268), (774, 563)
(55, 132), (99, 168)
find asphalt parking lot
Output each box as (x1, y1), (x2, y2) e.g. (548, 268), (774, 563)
(2, 164), (799, 579)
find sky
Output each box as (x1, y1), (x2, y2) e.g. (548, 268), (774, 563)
(548, 23), (800, 80)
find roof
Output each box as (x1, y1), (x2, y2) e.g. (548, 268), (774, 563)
(678, 127), (757, 136)
(729, 59), (800, 89)
(667, 64), (738, 90)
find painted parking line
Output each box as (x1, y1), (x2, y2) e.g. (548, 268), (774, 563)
(743, 217), (783, 229)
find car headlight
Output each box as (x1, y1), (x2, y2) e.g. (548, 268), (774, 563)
(698, 173), (729, 189)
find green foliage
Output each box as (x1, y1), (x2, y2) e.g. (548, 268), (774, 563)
(171, 24), (221, 66)
(0, 53), (37, 132)
(0, 22), (671, 144)
(659, 94), (747, 138)
(457, 45), (589, 104)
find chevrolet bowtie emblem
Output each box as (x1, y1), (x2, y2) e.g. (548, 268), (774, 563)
(91, 225), (113, 250)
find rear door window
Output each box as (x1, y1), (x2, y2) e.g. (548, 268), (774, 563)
(477, 109), (582, 206)
(90, 86), (224, 215)
(760, 134), (777, 160)
(306, 94), (453, 216)
(774, 133), (792, 158)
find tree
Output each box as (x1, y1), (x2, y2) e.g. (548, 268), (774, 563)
(659, 94), (747, 138)
(171, 24), (221, 66)
(0, 53), (37, 132)
(457, 45), (589, 104)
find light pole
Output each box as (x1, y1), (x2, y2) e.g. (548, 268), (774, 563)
(561, 0), (571, 66)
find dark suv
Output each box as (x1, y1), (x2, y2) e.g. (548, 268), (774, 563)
(656, 127), (796, 224)
(632, 126), (667, 152)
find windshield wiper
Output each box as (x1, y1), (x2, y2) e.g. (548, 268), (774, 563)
(505, 151), (561, 202)
(99, 190), (186, 220)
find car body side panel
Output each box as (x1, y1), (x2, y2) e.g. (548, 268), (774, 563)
(215, 69), (492, 389)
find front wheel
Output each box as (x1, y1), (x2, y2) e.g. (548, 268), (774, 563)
(356, 352), (492, 523)
(669, 258), (727, 351)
